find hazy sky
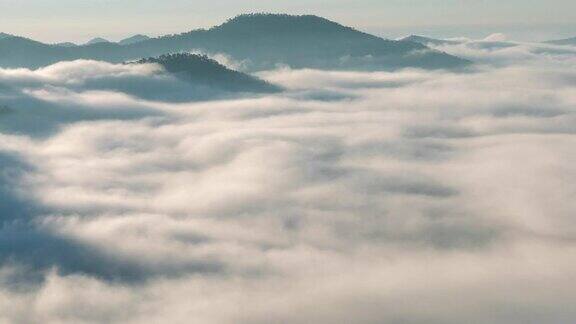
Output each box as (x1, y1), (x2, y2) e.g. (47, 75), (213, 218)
(1, 0), (575, 43)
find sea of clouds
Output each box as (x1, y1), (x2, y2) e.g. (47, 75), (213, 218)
(0, 38), (575, 323)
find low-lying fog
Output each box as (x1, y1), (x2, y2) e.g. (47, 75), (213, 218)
(1, 38), (575, 323)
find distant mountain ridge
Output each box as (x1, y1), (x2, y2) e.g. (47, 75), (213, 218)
(86, 37), (111, 45)
(403, 34), (518, 51)
(55, 42), (78, 47)
(119, 34), (150, 45)
(0, 13), (470, 70)
(400, 35), (462, 46)
(545, 37), (576, 46)
(53, 35), (151, 47)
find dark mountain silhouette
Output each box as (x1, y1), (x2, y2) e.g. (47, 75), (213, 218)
(135, 53), (280, 93)
(401, 35), (462, 46)
(86, 37), (111, 45)
(119, 34), (150, 45)
(0, 14), (470, 70)
(545, 37), (576, 46)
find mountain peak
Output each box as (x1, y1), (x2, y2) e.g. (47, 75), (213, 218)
(212, 13), (356, 35)
(223, 13), (328, 24)
(86, 37), (111, 45)
(119, 34), (150, 45)
(136, 53), (280, 93)
(0, 14), (470, 71)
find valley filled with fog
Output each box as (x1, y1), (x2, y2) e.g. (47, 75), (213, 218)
(1, 25), (576, 323)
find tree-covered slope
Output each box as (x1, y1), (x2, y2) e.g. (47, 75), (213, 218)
(0, 14), (471, 70)
(136, 53), (280, 93)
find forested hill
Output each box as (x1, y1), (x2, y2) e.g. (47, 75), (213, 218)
(136, 53), (280, 93)
(0, 14), (470, 70)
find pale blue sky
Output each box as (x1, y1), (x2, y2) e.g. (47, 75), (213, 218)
(1, 0), (575, 43)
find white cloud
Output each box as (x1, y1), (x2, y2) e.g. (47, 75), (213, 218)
(427, 37), (576, 67)
(0, 37), (576, 323)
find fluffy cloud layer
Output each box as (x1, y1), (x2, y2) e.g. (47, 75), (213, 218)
(429, 36), (576, 67)
(0, 40), (575, 323)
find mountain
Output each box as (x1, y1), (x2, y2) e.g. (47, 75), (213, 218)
(119, 34), (150, 45)
(400, 35), (462, 46)
(55, 42), (78, 47)
(135, 53), (280, 93)
(0, 14), (470, 70)
(86, 37), (111, 45)
(0, 36), (74, 68)
(545, 37), (576, 46)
